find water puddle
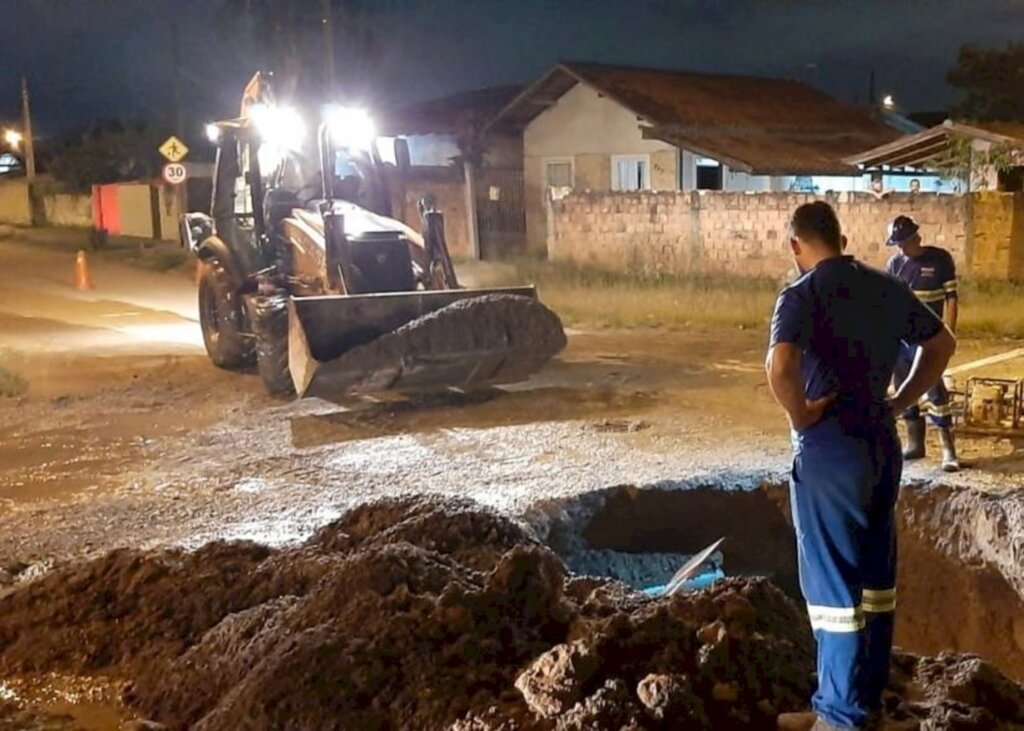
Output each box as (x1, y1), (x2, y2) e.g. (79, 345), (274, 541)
(0, 427), (139, 503)
(290, 386), (656, 447)
(0, 674), (127, 730)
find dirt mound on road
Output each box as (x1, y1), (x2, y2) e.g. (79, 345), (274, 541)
(304, 294), (568, 395)
(309, 494), (539, 572)
(0, 496), (1020, 730)
(0, 541), (277, 675)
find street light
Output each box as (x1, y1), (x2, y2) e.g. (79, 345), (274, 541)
(882, 95), (895, 110)
(3, 129), (22, 150)
(324, 106), (376, 150)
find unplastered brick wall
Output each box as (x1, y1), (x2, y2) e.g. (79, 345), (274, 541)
(549, 191), (972, 279)
(390, 167), (470, 258)
(971, 191), (1024, 281)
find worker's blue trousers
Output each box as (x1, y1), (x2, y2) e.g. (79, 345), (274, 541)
(790, 417), (901, 730)
(893, 343), (952, 428)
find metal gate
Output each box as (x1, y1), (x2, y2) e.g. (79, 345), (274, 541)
(476, 167), (526, 260)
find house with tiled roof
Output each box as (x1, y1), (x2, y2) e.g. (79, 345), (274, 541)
(487, 62), (905, 252)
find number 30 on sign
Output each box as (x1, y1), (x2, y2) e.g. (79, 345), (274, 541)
(162, 163), (188, 186)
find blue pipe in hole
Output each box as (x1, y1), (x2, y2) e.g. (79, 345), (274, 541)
(642, 566), (725, 597)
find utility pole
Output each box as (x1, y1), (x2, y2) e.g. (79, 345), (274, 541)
(169, 20), (187, 242)
(323, 0), (335, 97)
(171, 20), (183, 137)
(20, 76), (36, 181)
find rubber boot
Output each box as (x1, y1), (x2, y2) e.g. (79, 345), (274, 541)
(777, 712), (818, 731)
(938, 427), (960, 473)
(902, 418), (926, 460)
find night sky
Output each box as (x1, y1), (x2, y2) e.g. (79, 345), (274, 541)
(4, 0), (1024, 140)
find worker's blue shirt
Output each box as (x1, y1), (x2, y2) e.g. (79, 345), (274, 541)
(770, 256), (943, 439)
(886, 246), (957, 318)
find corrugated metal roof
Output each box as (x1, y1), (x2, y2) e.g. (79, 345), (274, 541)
(643, 127), (885, 176)
(967, 120), (1024, 141)
(845, 120), (1024, 170)
(488, 62), (899, 174)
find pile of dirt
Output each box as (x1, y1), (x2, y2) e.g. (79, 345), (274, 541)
(0, 541), (279, 675)
(309, 294), (568, 394)
(540, 481), (1024, 684)
(887, 652), (1024, 727)
(0, 495), (1020, 730)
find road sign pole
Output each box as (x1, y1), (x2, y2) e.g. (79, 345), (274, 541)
(158, 137), (190, 244)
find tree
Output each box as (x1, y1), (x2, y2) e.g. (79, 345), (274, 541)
(49, 122), (166, 193)
(948, 42), (1024, 121)
(936, 136), (1019, 192)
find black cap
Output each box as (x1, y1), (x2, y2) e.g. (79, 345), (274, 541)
(886, 215), (919, 247)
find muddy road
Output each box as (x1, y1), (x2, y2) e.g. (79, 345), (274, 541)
(1, 232), (1024, 727)
(1, 232), (1023, 564)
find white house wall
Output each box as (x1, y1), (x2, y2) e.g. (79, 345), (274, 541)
(523, 83), (678, 252)
(722, 168), (775, 192)
(519, 80), (958, 251)
(524, 83), (674, 159)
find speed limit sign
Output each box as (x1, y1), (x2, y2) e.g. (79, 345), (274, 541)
(162, 162), (188, 186)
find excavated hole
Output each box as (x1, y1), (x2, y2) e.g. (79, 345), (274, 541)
(538, 480), (1024, 681)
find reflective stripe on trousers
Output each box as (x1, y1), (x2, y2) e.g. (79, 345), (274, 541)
(791, 418), (901, 730)
(862, 587), (897, 614)
(893, 342), (952, 427)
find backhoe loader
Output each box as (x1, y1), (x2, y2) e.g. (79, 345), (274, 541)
(181, 73), (565, 398)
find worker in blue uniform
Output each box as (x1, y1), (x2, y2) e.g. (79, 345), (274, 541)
(885, 215), (960, 472)
(766, 202), (956, 730)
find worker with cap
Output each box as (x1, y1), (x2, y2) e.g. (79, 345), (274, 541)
(767, 202), (955, 730)
(885, 215), (960, 472)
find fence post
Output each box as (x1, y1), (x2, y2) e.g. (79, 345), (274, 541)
(463, 159), (480, 260)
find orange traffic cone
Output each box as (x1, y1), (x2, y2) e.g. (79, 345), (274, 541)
(74, 250), (93, 291)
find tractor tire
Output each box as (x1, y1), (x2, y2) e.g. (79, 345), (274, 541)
(253, 295), (295, 398)
(198, 258), (254, 369)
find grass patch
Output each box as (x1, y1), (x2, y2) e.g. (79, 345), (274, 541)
(483, 259), (779, 330)
(482, 259), (1024, 338)
(0, 366), (28, 398)
(3, 228), (190, 272)
(958, 280), (1024, 338)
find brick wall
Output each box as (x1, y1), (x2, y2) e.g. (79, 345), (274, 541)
(971, 191), (1024, 280)
(390, 167), (470, 258)
(549, 191), (982, 279)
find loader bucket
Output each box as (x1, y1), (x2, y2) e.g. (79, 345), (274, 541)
(287, 287), (567, 399)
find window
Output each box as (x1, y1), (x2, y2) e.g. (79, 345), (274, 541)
(234, 143), (254, 216)
(545, 159), (574, 188)
(695, 156), (722, 191)
(0, 153), (21, 175)
(612, 155), (650, 191)
(789, 176), (816, 193)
